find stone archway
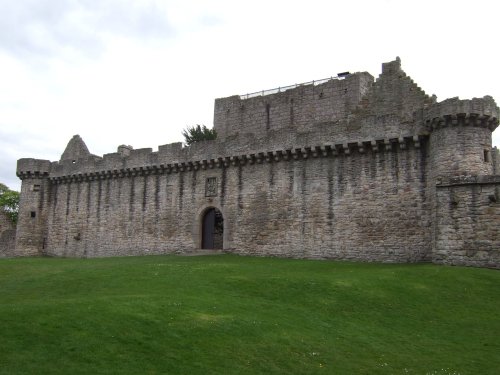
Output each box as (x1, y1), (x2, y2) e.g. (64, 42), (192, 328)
(201, 207), (224, 249)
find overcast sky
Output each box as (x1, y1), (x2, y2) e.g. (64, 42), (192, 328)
(1, 0), (499, 190)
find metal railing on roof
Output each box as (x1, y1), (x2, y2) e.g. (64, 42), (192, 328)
(239, 74), (348, 100)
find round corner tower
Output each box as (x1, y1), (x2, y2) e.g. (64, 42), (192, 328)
(426, 96), (499, 180)
(15, 158), (52, 256)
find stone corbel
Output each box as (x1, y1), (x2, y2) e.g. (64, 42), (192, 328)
(331, 145), (339, 157)
(357, 142), (364, 154)
(342, 143), (350, 155)
(265, 152), (272, 163)
(398, 137), (406, 150)
(311, 147), (319, 158)
(320, 146), (328, 157)
(413, 136), (420, 148)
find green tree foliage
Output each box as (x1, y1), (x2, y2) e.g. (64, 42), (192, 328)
(0, 183), (20, 224)
(182, 125), (217, 146)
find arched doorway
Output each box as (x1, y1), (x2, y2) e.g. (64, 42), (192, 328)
(201, 208), (224, 249)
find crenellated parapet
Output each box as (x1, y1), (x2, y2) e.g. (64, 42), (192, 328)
(16, 158), (52, 180)
(423, 96), (499, 131)
(425, 96), (499, 180)
(46, 135), (426, 184)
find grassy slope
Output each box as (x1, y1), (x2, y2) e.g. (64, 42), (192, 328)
(0, 255), (499, 375)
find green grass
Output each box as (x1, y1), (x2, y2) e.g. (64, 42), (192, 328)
(0, 255), (499, 375)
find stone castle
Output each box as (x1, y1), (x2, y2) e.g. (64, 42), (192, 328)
(12, 58), (500, 267)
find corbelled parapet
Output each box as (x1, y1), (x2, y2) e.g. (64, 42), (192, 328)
(425, 96), (499, 179)
(45, 125), (430, 184)
(16, 158), (51, 179)
(424, 96), (499, 130)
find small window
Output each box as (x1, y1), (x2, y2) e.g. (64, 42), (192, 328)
(265, 103), (271, 130)
(30, 211), (36, 218)
(33, 184), (41, 192)
(484, 149), (490, 163)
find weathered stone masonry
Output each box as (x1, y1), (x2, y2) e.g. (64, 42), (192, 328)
(0, 211), (16, 257)
(13, 58), (500, 267)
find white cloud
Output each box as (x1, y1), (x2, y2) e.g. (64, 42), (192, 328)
(0, 0), (499, 191)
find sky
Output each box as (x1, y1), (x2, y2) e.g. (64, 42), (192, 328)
(1, 0), (499, 190)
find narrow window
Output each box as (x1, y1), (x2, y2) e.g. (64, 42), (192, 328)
(30, 211), (36, 218)
(266, 103), (270, 130)
(484, 149), (490, 163)
(33, 184), (41, 192)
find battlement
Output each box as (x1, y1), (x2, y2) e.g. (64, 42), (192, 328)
(29, 120), (431, 183)
(16, 158), (51, 179)
(424, 96), (499, 131)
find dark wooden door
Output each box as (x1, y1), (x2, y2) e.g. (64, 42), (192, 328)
(202, 208), (215, 249)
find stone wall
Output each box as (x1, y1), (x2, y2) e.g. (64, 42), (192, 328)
(225, 140), (431, 261)
(214, 57), (436, 143)
(493, 147), (499, 174)
(0, 211), (16, 257)
(434, 176), (500, 268)
(214, 72), (374, 141)
(13, 58), (500, 267)
(37, 137), (431, 261)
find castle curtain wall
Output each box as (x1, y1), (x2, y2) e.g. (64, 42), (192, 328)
(45, 172), (200, 257)
(226, 142), (430, 261)
(40, 138), (431, 261)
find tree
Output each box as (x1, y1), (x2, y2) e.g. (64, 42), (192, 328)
(0, 183), (19, 224)
(182, 125), (217, 146)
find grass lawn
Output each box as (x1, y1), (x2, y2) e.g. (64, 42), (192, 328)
(0, 254), (499, 375)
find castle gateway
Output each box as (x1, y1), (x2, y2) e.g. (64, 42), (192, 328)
(15, 58), (500, 267)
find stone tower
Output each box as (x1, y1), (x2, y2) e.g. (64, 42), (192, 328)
(426, 96), (498, 179)
(15, 135), (95, 256)
(15, 158), (51, 256)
